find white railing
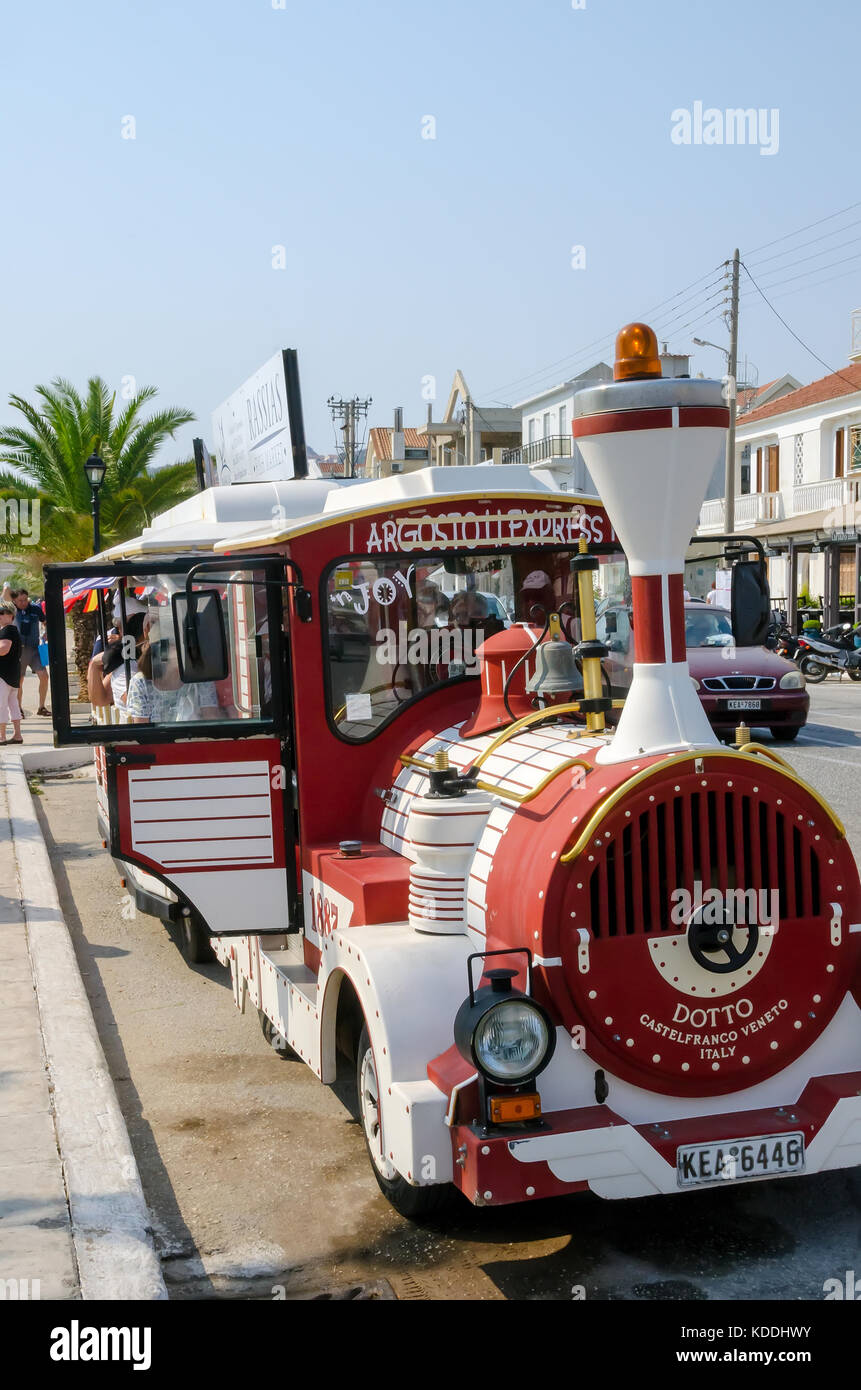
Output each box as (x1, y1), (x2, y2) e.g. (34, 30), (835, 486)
(698, 499), (725, 530)
(793, 476), (861, 513)
(698, 492), (783, 531)
(501, 436), (572, 466)
(735, 491), (783, 524)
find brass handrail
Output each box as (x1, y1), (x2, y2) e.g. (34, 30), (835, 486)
(560, 747), (844, 863)
(469, 702), (585, 770)
(398, 753), (592, 806)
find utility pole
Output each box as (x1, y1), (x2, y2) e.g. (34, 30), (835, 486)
(724, 248), (740, 533)
(327, 395), (372, 478)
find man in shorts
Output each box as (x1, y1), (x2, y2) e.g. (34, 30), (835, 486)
(1, 586), (49, 716)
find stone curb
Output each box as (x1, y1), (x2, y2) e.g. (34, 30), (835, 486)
(3, 752), (166, 1300)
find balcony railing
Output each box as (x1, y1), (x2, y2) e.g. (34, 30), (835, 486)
(697, 492), (783, 531)
(500, 435), (598, 494)
(793, 476), (861, 513)
(501, 435), (572, 467)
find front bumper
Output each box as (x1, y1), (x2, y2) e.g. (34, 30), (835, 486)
(450, 1072), (861, 1204)
(698, 690), (809, 731)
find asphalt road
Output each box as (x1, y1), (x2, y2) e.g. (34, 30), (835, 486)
(33, 681), (861, 1302)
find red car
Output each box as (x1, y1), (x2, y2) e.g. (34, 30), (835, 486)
(598, 601), (809, 741)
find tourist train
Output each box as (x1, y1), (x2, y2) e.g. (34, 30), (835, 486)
(45, 324), (861, 1214)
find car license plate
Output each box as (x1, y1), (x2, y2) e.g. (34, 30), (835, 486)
(676, 1132), (804, 1187)
(727, 698), (761, 710)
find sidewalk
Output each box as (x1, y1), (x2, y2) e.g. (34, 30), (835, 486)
(0, 689), (166, 1300)
(0, 765), (77, 1298)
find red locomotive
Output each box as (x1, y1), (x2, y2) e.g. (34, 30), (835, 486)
(46, 323), (861, 1215)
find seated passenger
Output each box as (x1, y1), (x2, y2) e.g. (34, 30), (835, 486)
(126, 640), (219, 723)
(88, 612), (145, 714)
(416, 582), (448, 628)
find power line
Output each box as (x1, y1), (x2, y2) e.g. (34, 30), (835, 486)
(739, 247), (861, 298)
(327, 395), (372, 478)
(745, 216), (861, 270)
(742, 242), (861, 293)
(488, 281), (726, 405)
(753, 233), (861, 281)
(739, 261), (861, 394)
(649, 280), (731, 338)
(742, 200), (861, 259)
(481, 261), (727, 401)
(489, 282), (729, 407)
(756, 262), (861, 306)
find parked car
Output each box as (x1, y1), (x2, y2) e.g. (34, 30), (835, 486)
(596, 602), (809, 742)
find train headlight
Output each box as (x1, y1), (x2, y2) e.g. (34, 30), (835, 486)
(780, 671), (805, 689)
(454, 968), (556, 1083)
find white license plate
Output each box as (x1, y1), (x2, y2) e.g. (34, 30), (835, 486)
(727, 698), (761, 710)
(676, 1132), (804, 1187)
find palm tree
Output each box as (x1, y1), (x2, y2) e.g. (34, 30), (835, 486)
(0, 377), (197, 693)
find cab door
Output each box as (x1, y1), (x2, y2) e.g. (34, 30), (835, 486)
(44, 557), (299, 937)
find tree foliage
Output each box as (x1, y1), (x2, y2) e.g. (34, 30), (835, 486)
(0, 377), (197, 567)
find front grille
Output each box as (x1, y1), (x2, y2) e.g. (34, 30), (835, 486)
(587, 786), (822, 938)
(701, 675), (776, 691)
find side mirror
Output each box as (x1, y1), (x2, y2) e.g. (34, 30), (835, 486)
(172, 591), (229, 682)
(731, 560), (771, 648)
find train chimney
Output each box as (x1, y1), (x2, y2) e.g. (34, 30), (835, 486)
(573, 323), (729, 766)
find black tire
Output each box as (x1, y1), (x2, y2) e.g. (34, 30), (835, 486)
(771, 727), (800, 742)
(799, 657), (828, 683)
(179, 911), (216, 964)
(356, 1025), (452, 1219)
(848, 669), (861, 682)
(257, 1008), (299, 1060)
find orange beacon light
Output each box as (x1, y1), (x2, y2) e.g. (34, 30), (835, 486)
(613, 322), (662, 381)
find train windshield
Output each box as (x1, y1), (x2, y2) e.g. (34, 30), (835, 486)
(325, 548), (629, 740)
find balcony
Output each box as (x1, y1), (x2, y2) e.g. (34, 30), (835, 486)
(792, 476), (861, 513)
(501, 435), (572, 467)
(501, 435), (598, 495)
(697, 492), (783, 532)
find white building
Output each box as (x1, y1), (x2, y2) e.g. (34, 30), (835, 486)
(697, 317), (861, 627)
(506, 351), (697, 492)
(503, 363), (613, 492)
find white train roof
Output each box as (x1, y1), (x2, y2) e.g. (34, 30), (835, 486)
(93, 465), (594, 562)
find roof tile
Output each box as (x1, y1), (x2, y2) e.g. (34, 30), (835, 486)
(740, 363), (861, 425)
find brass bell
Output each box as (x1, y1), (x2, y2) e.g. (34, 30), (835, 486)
(527, 635), (582, 695)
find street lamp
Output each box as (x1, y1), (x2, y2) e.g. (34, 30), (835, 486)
(84, 452), (106, 553)
(692, 336), (730, 363)
(693, 337), (738, 532)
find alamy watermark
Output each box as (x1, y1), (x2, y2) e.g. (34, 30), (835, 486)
(670, 881), (779, 931)
(0, 498), (40, 545)
(375, 621), (481, 674)
(0, 1277), (40, 1299)
(671, 102), (779, 157)
(823, 1270), (860, 1299)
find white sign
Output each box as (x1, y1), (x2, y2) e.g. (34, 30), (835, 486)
(212, 351), (293, 485)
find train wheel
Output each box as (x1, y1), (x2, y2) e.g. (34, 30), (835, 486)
(257, 1009), (299, 1060)
(179, 910), (216, 964)
(356, 1024), (452, 1219)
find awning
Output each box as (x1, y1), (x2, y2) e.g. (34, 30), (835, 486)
(751, 508), (859, 545)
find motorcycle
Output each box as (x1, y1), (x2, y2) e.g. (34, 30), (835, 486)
(796, 621), (861, 683)
(774, 625), (804, 662)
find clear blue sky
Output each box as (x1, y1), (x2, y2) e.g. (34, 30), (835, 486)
(1, 0), (858, 463)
